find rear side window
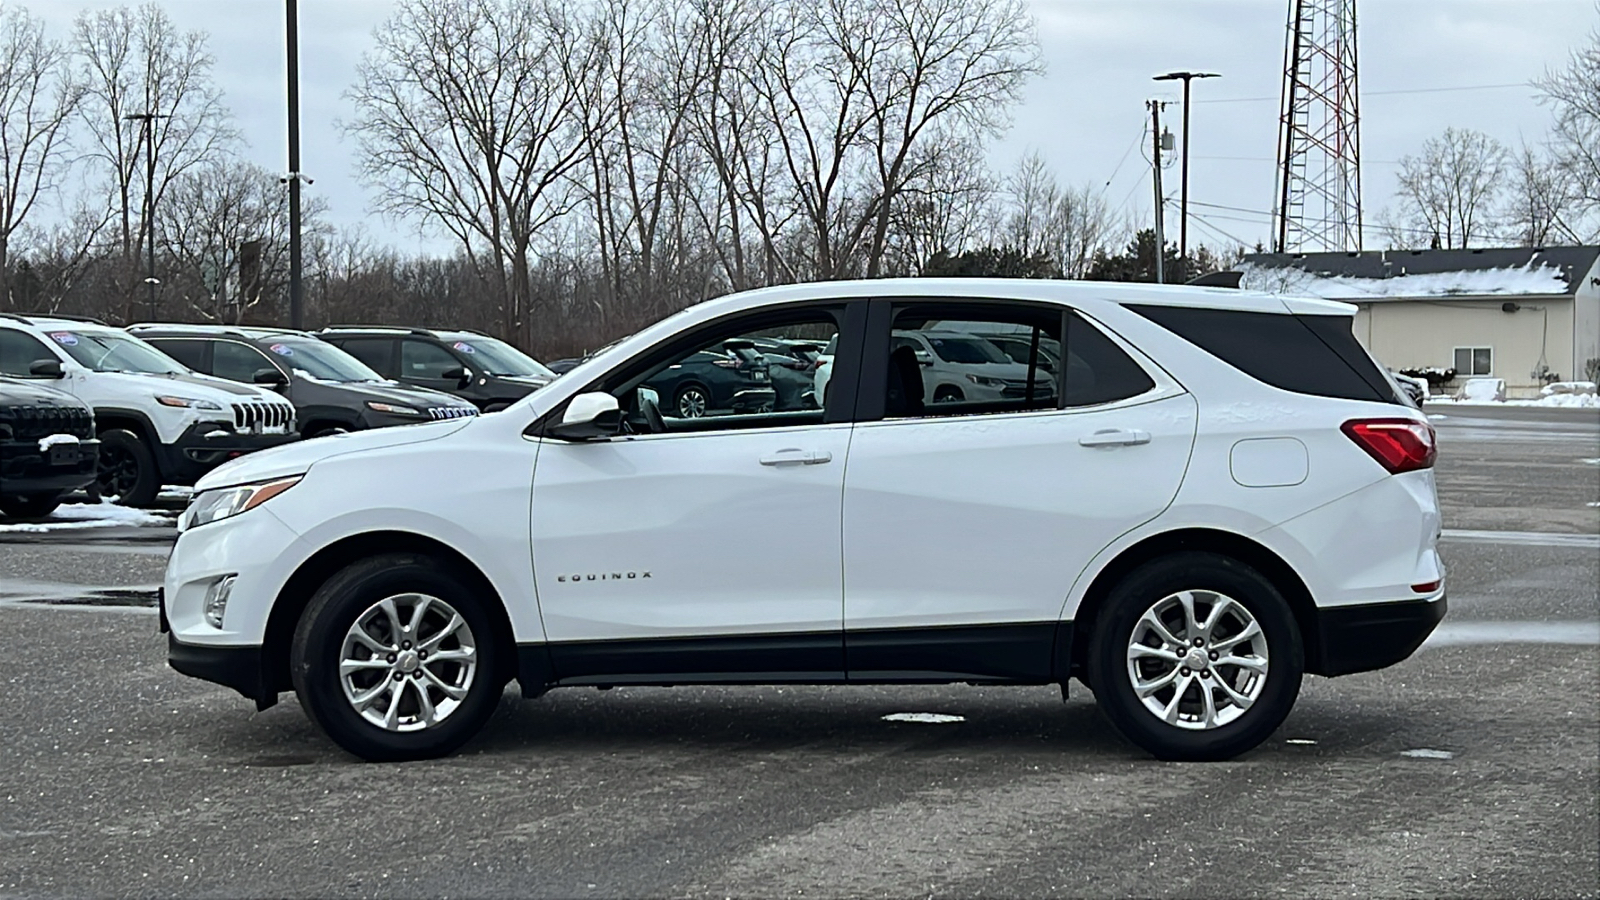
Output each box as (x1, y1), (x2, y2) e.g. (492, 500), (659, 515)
(150, 339), (207, 372)
(336, 338), (394, 375)
(1126, 305), (1397, 403)
(1064, 312), (1156, 407)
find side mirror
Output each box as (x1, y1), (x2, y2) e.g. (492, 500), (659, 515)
(915, 350), (934, 367)
(253, 367), (289, 386)
(546, 391), (623, 441)
(28, 358), (64, 378)
(442, 365), (471, 387)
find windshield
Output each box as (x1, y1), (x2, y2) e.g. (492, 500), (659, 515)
(925, 335), (1011, 365)
(443, 336), (554, 378)
(50, 330), (185, 375)
(262, 338), (383, 383)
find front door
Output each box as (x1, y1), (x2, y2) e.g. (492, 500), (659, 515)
(842, 304), (1198, 682)
(529, 302), (860, 683)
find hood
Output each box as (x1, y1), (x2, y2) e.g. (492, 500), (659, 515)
(307, 379), (477, 409)
(92, 370), (293, 406)
(0, 377), (88, 410)
(194, 415), (477, 491)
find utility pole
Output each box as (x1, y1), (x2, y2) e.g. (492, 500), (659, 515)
(123, 112), (166, 321)
(1153, 71), (1219, 281)
(1148, 100), (1170, 284)
(286, 0), (304, 329)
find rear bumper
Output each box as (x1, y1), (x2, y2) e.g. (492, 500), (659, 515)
(1313, 595), (1446, 677)
(167, 633), (274, 709)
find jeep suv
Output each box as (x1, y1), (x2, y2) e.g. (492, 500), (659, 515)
(318, 327), (555, 411)
(164, 279), (1443, 763)
(128, 325), (479, 437)
(0, 315), (297, 507)
(0, 377), (98, 518)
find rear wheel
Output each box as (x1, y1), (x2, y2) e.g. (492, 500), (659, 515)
(290, 554), (504, 761)
(94, 428), (159, 507)
(0, 493), (64, 519)
(1087, 552), (1303, 761)
(675, 384), (710, 418)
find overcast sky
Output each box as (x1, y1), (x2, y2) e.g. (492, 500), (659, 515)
(30, 0), (1600, 256)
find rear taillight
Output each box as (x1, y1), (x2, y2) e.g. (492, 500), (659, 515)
(1341, 417), (1436, 474)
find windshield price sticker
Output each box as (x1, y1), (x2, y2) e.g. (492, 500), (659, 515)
(49, 332), (78, 346)
(453, 341), (476, 354)
(269, 343), (295, 356)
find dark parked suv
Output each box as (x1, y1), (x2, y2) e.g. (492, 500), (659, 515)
(645, 340), (777, 417)
(0, 377), (98, 518)
(318, 327), (556, 411)
(128, 326), (480, 437)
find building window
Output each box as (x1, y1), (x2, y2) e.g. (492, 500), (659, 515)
(1453, 346), (1492, 376)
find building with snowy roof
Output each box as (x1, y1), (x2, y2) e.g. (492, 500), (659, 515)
(1238, 247), (1600, 394)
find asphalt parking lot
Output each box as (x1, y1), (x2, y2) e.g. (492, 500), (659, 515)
(1, 405), (1595, 898)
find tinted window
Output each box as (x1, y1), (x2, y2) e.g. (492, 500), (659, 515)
(1127, 304), (1397, 403)
(213, 341), (277, 383)
(400, 340), (462, 378)
(336, 338), (394, 375)
(885, 305), (1061, 419)
(1063, 312), (1156, 406)
(149, 339), (207, 372)
(0, 329), (57, 377)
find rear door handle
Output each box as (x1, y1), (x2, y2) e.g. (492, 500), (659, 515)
(1078, 428), (1151, 447)
(759, 448), (833, 466)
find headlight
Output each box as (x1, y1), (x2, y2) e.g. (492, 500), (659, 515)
(967, 374), (1005, 387)
(181, 476), (302, 530)
(157, 395), (223, 410)
(366, 401), (422, 416)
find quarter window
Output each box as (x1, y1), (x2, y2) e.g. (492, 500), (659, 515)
(1063, 311), (1156, 407)
(1453, 346), (1492, 376)
(0, 329), (56, 377)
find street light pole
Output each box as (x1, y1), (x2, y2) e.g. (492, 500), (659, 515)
(286, 0), (304, 330)
(1153, 71), (1220, 282)
(123, 112), (166, 321)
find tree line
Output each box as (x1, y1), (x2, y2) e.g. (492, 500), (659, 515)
(0, 0), (1596, 359)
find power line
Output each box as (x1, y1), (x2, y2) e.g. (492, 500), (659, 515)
(1194, 81), (1530, 104)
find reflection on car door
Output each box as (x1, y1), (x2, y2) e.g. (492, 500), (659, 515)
(841, 306), (1198, 682)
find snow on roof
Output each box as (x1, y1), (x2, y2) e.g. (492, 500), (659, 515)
(1237, 259), (1572, 301)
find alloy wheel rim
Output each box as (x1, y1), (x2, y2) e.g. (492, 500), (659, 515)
(97, 445), (136, 496)
(338, 593), (477, 732)
(1125, 589), (1269, 730)
(679, 390), (707, 417)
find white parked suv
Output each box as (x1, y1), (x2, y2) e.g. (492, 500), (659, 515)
(163, 280), (1444, 762)
(0, 315), (298, 506)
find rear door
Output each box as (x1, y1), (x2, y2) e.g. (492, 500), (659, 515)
(841, 302), (1197, 682)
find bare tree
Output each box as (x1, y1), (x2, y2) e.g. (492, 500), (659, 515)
(0, 4), (82, 308)
(347, 0), (606, 347)
(1535, 16), (1600, 241)
(1394, 127), (1508, 249)
(883, 137), (994, 274)
(1500, 143), (1578, 246)
(73, 2), (238, 320)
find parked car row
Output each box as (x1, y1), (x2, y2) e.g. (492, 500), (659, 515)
(0, 315), (558, 515)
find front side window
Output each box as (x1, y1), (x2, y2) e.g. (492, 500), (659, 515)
(48, 330), (184, 375)
(400, 340), (463, 379)
(884, 304), (1061, 419)
(0, 329), (58, 377)
(212, 341), (278, 383)
(596, 307), (842, 434)
(1453, 346), (1492, 376)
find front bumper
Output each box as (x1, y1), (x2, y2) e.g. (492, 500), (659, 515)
(167, 633), (271, 708)
(0, 438), (100, 496)
(1313, 595), (1447, 677)
(158, 421), (299, 485)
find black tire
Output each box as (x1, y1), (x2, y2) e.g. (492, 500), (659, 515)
(95, 428), (160, 507)
(0, 492), (64, 519)
(932, 385), (963, 403)
(1087, 552), (1303, 761)
(674, 383), (711, 417)
(290, 553), (505, 761)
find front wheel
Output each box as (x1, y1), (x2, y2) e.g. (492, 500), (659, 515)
(0, 492), (64, 519)
(1087, 552), (1303, 761)
(290, 554), (504, 761)
(95, 428), (160, 507)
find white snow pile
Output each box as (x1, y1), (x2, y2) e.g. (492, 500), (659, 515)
(1461, 378), (1505, 402)
(1429, 392), (1599, 408)
(1541, 381), (1596, 396)
(1425, 377), (1600, 408)
(1239, 260), (1570, 300)
(0, 501), (173, 533)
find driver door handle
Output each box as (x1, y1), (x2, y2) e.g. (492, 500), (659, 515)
(759, 448), (833, 466)
(1078, 428), (1151, 447)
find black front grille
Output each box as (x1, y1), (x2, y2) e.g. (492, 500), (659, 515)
(427, 406), (479, 420)
(0, 404), (94, 441)
(231, 401), (295, 431)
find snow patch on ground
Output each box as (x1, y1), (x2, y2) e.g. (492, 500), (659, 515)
(1426, 394), (1599, 409)
(1400, 749), (1455, 760)
(0, 502), (173, 533)
(1239, 260), (1570, 300)
(881, 713), (965, 724)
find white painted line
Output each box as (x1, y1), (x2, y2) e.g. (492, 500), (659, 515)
(882, 713), (965, 724)
(1400, 749), (1455, 760)
(1441, 529), (1600, 549)
(1285, 738), (1317, 745)
(1423, 620), (1600, 648)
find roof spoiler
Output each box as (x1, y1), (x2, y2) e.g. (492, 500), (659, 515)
(1186, 270), (1242, 289)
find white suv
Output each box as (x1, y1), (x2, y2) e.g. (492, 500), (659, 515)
(163, 280), (1444, 762)
(0, 315), (298, 506)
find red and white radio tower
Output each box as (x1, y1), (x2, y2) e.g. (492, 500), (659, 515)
(1272, 0), (1363, 252)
